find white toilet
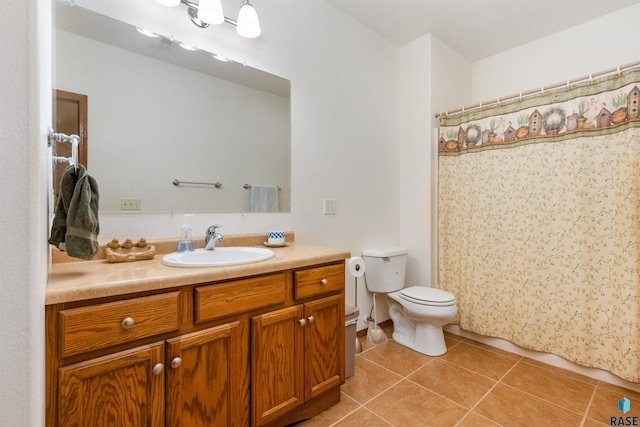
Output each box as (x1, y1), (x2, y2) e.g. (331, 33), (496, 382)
(362, 247), (457, 356)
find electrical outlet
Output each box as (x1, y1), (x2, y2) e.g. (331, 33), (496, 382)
(323, 199), (336, 215)
(120, 198), (141, 211)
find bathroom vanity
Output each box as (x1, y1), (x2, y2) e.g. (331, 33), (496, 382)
(45, 234), (349, 427)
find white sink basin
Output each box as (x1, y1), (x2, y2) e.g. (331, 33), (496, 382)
(161, 247), (274, 267)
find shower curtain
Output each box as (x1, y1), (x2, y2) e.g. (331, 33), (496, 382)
(438, 68), (640, 382)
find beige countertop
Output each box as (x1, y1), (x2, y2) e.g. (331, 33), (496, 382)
(47, 236), (350, 305)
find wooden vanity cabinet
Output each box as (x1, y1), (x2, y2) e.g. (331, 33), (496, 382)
(58, 341), (166, 427)
(251, 265), (345, 427)
(165, 321), (245, 427)
(47, 289), (250, 427)
(46, 262), (345, 427)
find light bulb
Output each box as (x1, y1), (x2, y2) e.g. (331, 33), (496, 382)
(198, 0), (224, 25)
(212, 53), (229, 62)
(236, 1), (261, 38)
(155, 0), (180, 6)
(136, 27), (159, 38)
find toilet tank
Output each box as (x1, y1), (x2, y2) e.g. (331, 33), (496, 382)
(362, 247), (408, 293)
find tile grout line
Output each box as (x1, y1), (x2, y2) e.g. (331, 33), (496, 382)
(346, 338), (515, 427)
(328, 405), (363, 427)
(331, 375), (405, 426)
(438, 356), (510, 384)
(336, 340), (454, 427)
(452, 355), (524, 427)
(329, 406), (395, 427)
(518, 358), (604, 387)
(334, 335), (627, 427)
(333, 348), (418, 426)
(496, 381), (589, 420)
(352, 339), (482, 426)
(578, 381), (601, 427)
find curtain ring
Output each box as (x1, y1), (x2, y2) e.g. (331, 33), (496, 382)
(566, 80), (570, 89)
(540, 85), (545, 94)
(589, 74), (594, 84)
(617, 65), (622, 76)
(519, 92), (523, 101)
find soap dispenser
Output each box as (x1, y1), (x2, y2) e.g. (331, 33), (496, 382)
(177, 214), (195, 253)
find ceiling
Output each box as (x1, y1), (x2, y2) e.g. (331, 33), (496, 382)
(324, 0), (640, 62)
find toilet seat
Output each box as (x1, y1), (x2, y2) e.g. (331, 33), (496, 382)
(399, 286), (456, 307)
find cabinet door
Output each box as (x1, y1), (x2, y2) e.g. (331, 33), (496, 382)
(58, 342), (165, 427)
(304, 294), (345, 400)
(165, 322), (244, 427)
(251, 305), (304, 426)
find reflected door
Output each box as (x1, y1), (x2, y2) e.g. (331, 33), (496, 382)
(53, 89), (88, 198)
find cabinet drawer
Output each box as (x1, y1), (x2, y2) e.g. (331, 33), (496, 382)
(294, 263), (344, 299)
(195, 272), (287, 324)
(59, 291), (180, 358)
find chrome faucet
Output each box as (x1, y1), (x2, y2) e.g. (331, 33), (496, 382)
(204, 225), (224, 250)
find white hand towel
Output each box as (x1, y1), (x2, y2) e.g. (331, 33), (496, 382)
(250, 184), (279, 212)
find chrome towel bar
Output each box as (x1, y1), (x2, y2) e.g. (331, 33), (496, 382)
(173, 179), (222, 188)
(49, 128), (80, 173)
(243, 183), (281, 190)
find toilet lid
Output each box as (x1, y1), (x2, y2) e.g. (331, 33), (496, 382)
(399, 287), (456, 306)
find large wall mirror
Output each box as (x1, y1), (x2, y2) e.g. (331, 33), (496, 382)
(54, 2), (291, 213)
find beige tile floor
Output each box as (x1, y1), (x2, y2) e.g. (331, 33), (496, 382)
(295, 327), (640, 427)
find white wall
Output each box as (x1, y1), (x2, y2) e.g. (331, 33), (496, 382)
(472, 3), (640, 103)
(0, 1), (49, 426)
(398, 34), (433, 294)
(428, 36), (472, 287)
(398, 34), (471, 293)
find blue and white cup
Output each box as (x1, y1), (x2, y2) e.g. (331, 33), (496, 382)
(268, 231), (285, 245)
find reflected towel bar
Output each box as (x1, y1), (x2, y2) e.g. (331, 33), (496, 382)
(173, 179), (222, 188)
(48, 128), (80, 173)
(244, 184), (281, 190)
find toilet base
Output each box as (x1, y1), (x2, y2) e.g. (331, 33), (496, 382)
(391, 319), (448, 356)
(387, 294), (456, 357)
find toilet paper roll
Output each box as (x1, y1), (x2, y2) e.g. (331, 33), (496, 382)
(348, 257), (365, 277)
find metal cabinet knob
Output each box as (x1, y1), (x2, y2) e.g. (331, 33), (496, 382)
(171, 357), (182, 369)
(307, 316), (315, 324)
(121, 317), (135, 329)
(152, 363), (164, 376)
(299, 318), (307, 326)
(320, 279), (328, 286)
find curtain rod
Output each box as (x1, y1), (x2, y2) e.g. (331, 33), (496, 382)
(435, 59), (640, 119)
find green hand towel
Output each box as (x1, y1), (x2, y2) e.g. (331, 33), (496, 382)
(49, 164), (100, 260)
(48, 165), (76, 250)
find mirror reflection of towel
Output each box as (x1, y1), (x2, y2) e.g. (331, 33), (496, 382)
(49, 164), (100, 259)
(250, 184), (278, 212)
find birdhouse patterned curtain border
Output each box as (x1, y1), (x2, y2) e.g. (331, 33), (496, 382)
(438, 67), (640, 382)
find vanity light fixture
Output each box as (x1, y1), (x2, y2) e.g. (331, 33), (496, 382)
(154, 0), (261, 39)
(236, 0), (261, 38)
(197, 0), (224, 25)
